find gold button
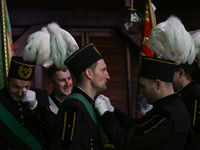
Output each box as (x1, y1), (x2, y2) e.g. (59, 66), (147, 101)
(21, 122), (24, 125)
(21, 115), (24, 118)
(19, 108), (22, 111)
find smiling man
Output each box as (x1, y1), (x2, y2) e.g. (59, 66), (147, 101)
(47, 64), (73, 114)
(0, 56), (54, 150)
(50, 43), (110, 150)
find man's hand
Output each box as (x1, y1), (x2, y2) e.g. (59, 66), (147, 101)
(94, 96), (109, 116)
(22, 87), (38, 110)
(96, 94), (114, 112)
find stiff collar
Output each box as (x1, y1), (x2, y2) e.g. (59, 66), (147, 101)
(153, 93), (180, 109)
(178, 81), (196, 98)
(73, 86), (94, 105)
(49, 92), (62, 108)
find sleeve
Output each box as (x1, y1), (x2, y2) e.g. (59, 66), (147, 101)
(58, 105), (78, 149)
(29, 102), (55, 148)
(50, 104), (86, 150)
(29, 88), (55, 134)
(114, 108), (140, 130)
(101, 109), (173, 150)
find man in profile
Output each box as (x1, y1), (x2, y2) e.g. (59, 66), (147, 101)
(51, 43), (110, 150)
(94, 56), (190, 150)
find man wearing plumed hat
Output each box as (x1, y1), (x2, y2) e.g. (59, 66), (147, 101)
(172, 59), (200, 150)
(0, 56), (54, 150)
(22, 22), (110, 149)
(94, 56), (189, 150)
(47, 64), (73, 115)
(148, 16), (200, 150)
(50, 43), (110, 150)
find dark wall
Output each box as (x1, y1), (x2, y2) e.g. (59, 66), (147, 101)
(6, 0), (200, 117)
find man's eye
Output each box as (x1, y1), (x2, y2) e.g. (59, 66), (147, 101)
(12, 86), (18, 89)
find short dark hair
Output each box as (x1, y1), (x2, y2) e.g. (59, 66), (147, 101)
(47, 64), (61, 79)
(76, 61), (99, 84)
(174, 67), (192, 81)
(89, 61), (98, 71)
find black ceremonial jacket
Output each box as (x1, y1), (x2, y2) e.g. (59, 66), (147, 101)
(0, 86), (54, 150)
(178, 81), (200, 150)
(50, 86), (105, 150)
(48, 92), (62, 115)
(101, 93), (190, 150)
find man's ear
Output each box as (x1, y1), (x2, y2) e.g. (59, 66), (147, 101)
(155, 79), (162, 90)
(49, 79), (54, 87)
(179, 68), (184, 78)
(85, 68), (92, 79)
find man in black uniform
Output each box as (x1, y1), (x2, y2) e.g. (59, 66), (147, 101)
(47, 64), (73, 114)
(0, 56), (54, 150)
(173, 59), (200, 150)
(50, 43), (110, 150)
(95, 56), (190, 150)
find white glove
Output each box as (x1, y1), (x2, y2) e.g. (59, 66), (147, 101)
(22, 87), (38, 110)
(96, 94), (114, 112)
(94, 97), (109, 116)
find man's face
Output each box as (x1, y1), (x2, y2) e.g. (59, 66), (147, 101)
(50, 70), (73, 97)
(139, 77), (158, 104)
(6, 77), (31, 102)
(91, 59), (110, 92)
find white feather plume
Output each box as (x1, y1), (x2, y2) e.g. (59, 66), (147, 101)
(148, 15), (196, 65)
(23, 27), (53, 67)
(47, 22), (79, 71)
(191, 30), (200, 67)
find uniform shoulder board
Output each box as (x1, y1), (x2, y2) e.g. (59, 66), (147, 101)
(139, 109), (170, 135)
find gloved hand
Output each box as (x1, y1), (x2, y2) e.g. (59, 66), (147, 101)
(96, 94), (114, 112)
(94, 97), (109, 116)
(22, 87), (38, 110)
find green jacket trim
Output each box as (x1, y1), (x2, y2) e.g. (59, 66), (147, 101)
(0, 102), (42, 150)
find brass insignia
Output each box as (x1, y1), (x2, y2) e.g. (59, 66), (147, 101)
(139, 113), (168, 134)
(70, 112), (76, 141)
(193, 100), (198, 125)
(18, 66), (32, 79)
(62, 112), (67, 141)
(178, 93), (182, 97)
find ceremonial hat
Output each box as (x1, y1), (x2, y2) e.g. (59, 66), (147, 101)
(176, 59), (199, 75)
(8, 56), (36, 81)
(139, 56), (175, 82)
(64, 43), (102, 78)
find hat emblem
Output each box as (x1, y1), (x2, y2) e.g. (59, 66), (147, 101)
(18, 66), (33, 79)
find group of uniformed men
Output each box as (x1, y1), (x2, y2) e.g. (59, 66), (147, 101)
(0, 16), (200, 150)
